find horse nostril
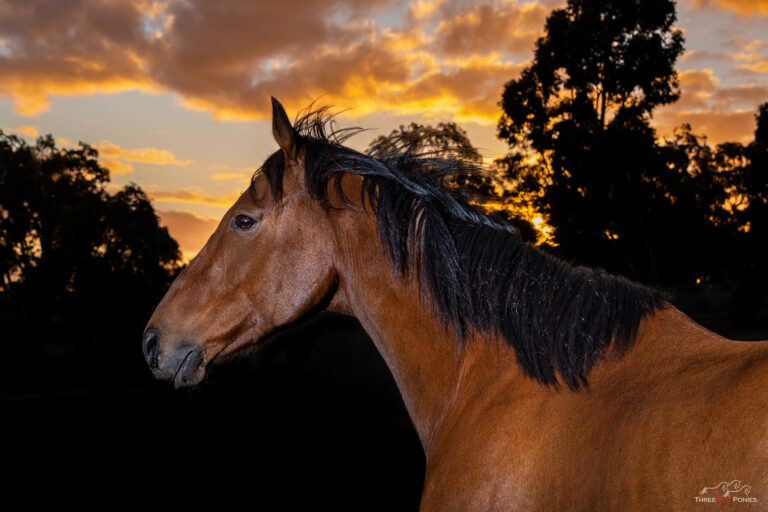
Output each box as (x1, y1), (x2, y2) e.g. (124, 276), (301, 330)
(142, 329), (160, 369)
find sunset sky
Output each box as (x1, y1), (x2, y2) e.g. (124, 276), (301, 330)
(1, 0), (767, 260)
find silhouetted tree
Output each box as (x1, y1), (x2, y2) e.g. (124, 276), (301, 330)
(0, 131), (182, 393)
(496, 0), (741, 284)
(655, 125), (742, 283)
(368, 122), (483, 163)
(708, 104), (768, 318)
(736, 104), (768, 246)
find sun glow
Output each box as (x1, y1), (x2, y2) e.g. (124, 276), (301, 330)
(481, 201), (556, 246)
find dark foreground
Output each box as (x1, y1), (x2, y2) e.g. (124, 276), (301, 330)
(3, 285), (766, 511)
(3, 313), (425, 511)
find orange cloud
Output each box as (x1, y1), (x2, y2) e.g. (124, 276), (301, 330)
(679, 69), (719, 92)
(20, 0), (753, 138)
(654, 63), (766, 144)
(207, 162), (231, 172)
(210, 172), (250, 182)
(674, 69), (719, 110)
(656, 109), (757, 144)
(0, 0), (155, 114)
(433, 0), (555, 56)
(0, 73), (152, 116)
(94, 140), (231, 177)
(0, 0), (535, 125)
(741, 40), (768, 52)
(680, 50), (732, 64)
(408, 0), (444, 20)
(96, 140), (193, 166)
(712, 85), (768, 109)
(654, 61), (767, 144)
(155, 209), (220, 261)
(682, 41), (768, 76)
(685, 0), (768, 16)
(145, 185), (240, 207)
(100, 159), (134, 175)
(393, 56), (528, 123)
(169, 35), (415, 121)
(14, 125), (38, 137)
(731, 53), (768, 74)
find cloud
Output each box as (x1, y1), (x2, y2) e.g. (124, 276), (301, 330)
(408, 0), (444, 20)
(684, 0), (768, 16)
(14, 125), (38, 137)
(96, 140), (194, 166)
(712, 85), (768, 109)
(680, 50), (732, 64)
(731, 53), (768, 74)
(683, 40), (768, 76)
(100, 159), (134, 175)
(432, 0), (555, 57)
(653, 64), (767, 144)
(392, 55), (528, 123)
(145, 185), (240, 207)
(210, 172), (250, 182)
(95, 139), (201, 176)
(14, 0), (760, 138)
(674, 69), (719, 110)
(92, 140), (231, 177)
(731, 39), (768, 52)
(655, 87), (764, 145)
(652, 59), (767, 144)
(0, 0), (154, 114)
(0, 0), (539, 125)
(153, 24), (522, 125)
(155, 209), (220, 261)
(656, 109), (758, 144)
(679, 69), (719, 92)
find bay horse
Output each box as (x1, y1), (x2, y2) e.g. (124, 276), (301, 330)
(143, 98), (768, 510)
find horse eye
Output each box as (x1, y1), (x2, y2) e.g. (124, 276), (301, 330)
(233, 214), (257, 231)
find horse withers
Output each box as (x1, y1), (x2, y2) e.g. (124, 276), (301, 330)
(143, 98), (768, 511)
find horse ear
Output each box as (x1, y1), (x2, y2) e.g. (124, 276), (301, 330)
(271, 97), (298, 162)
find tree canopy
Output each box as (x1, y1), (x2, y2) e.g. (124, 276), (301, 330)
(0, 131), (182, 392)
(497, 0), (748, 283)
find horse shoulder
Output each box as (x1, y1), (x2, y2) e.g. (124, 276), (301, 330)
(418, 370), (559, 511)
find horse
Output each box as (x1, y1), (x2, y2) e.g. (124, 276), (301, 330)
(142, 97), (768, 511)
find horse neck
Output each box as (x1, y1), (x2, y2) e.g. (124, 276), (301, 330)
(327, 207), (496, 453)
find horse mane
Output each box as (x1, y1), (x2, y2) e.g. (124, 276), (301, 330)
(252, 106), (666, 390)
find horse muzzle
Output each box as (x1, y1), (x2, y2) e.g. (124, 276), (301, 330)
(142, 328), (206, 389)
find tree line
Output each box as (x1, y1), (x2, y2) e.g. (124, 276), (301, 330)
(496, 0), (767, 294)
(0, 132), (181, 392)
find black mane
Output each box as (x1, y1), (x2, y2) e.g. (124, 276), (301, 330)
(253, 107), (666, 390)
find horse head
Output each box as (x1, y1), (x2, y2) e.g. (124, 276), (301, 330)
(142, 98), (340, 388)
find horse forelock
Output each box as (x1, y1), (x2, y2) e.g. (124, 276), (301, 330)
(249, 105), (666, 390)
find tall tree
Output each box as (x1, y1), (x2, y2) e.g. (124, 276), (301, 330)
(497, 0), (699, 283)
(368, 122), (483, 164)
(738, 103), (768, 237)
(499, 0), (684, 147)
(714, 104), (768, 318)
